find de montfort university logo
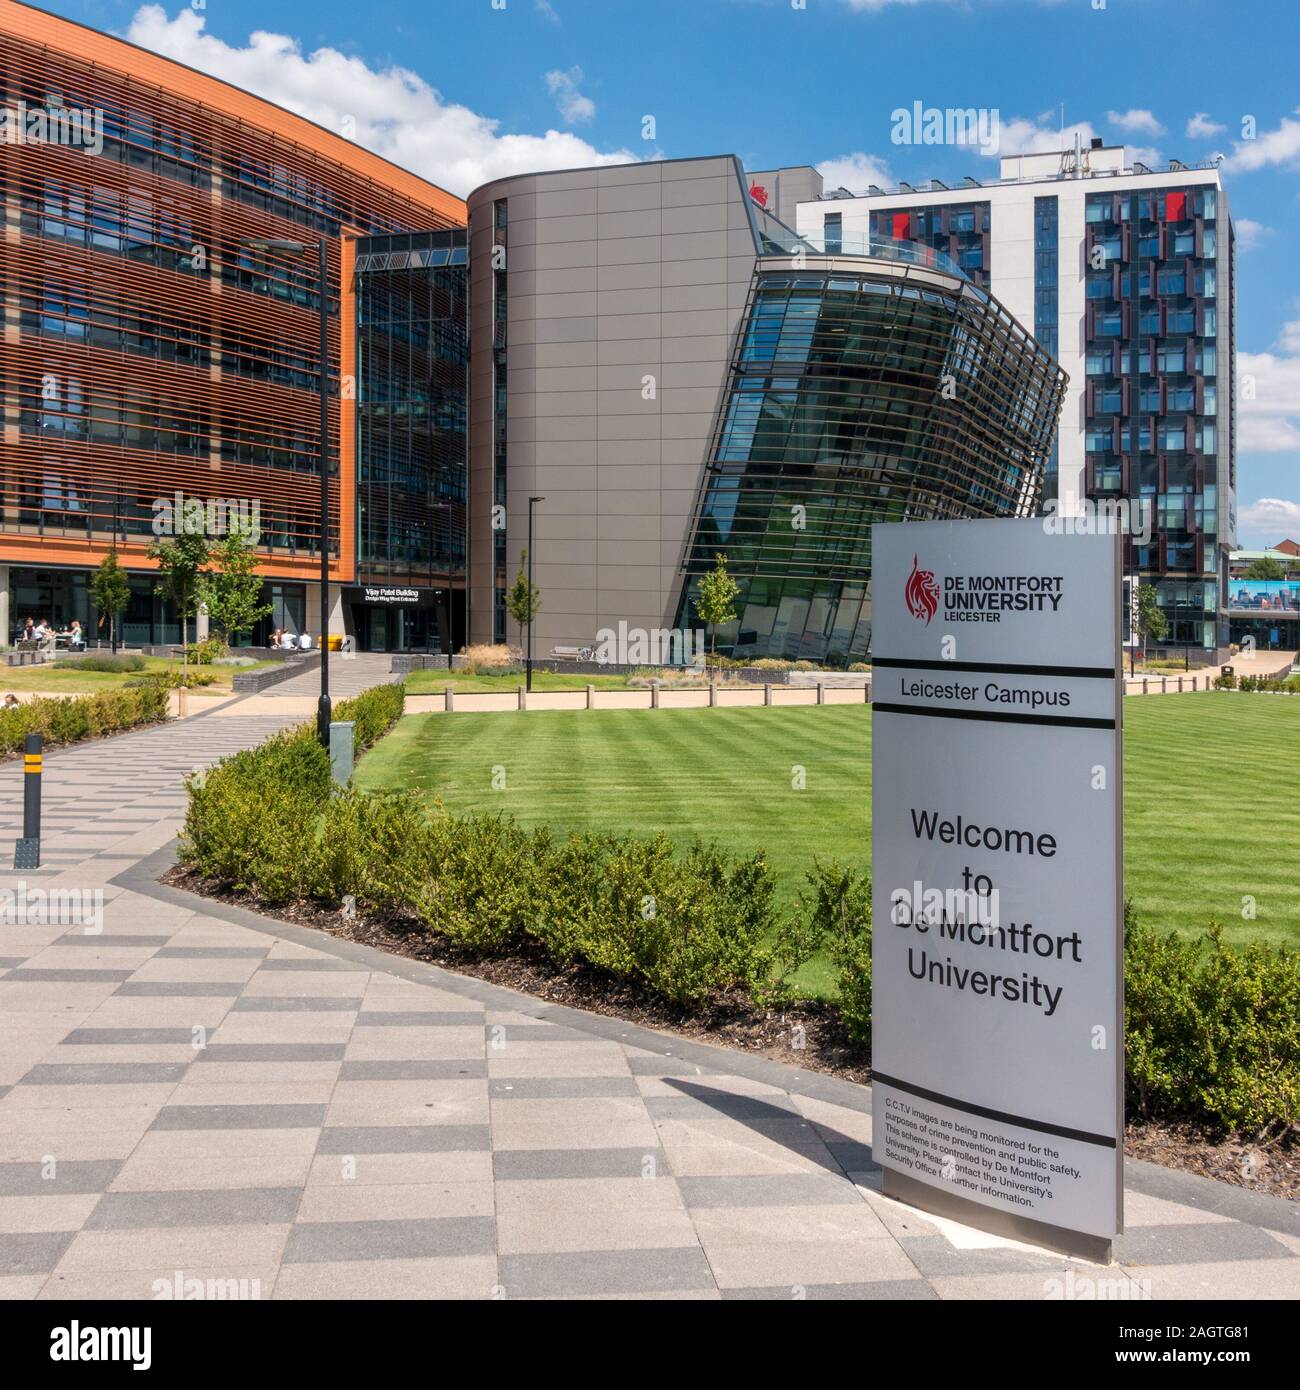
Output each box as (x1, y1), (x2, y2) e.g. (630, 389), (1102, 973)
(905, 555), (940, 626)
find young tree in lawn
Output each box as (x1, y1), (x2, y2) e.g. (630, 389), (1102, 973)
(198, 521), (272, 650)
(148, 531), (210, 675)
(696, 552), (740, 675)
(1135, 583), (1167, 667)
(90, 548), (131, 651)
(505, 549), (541, 657)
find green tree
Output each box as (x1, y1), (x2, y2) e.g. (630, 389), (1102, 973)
(1135, 583), (1167, 664)
(505, 548), (541, 654)
(199, 522), (272, 646)
(89, 548), (131, 650)
(148, 531), (210, 673)
(696, 552), (740, 673)
(1245, 556), (1285, 580)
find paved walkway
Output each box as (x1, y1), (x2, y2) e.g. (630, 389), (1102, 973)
(0, 705), (1297, 1299)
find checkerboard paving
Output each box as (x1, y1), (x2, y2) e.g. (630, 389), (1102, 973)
(0, 709), (1297, 1300)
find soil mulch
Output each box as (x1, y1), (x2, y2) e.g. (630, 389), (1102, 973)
(163, 865), (1298, 1203)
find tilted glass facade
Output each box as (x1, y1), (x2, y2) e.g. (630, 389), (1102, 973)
(354, 230), (468, 649)
(675, 263), (1064, 662)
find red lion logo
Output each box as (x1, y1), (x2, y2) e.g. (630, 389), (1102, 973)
(749, 182), (769, 208)
(905, 555), (939, 625)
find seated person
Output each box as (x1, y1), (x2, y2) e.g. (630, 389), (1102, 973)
(298, 632), (313, 650)
(282, 630), (300, 650)
(68, 620), (85, 649)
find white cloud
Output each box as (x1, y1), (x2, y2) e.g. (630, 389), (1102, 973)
(983, 116), (1160, 167)
(124, 6), (635, 196)
(1107, 108), (1164, 137)
(544, 67), (595, 125)
(1237, 349), (1300, 453)
(1237, 498), (1300, 542)
(1277, 315), (1300, 354)
(1234, 218), (1272, 250)
(1224, 110), (1300, 173)
(1186, 112), (1225, 139)
(993, 118), (1096, 158)
(536, 0), (560, 22)
(815, 151), (893, 193)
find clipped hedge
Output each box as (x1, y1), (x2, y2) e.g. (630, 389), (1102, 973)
(52, 654), (146, 673)
(179, 695), (1300, 1138)
(1125, 910), (1300, 1139)
(0, 686), (170, 756)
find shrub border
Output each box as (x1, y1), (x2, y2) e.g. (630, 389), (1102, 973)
(119, 835), (1300, 1238)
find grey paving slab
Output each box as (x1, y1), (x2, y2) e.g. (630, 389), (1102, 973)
(85, 1187), (302, 1230)
(1112, 1221), (1294, 1266)
(19, 1063), (188, 1086)
(493, 1148), (667, 1181)
(6, 969), (133, 982)
(499, 1246), (715, 1297)
(195, 1044), (347, 1062)
(61, 1028), (198, 1045)
(150, 1104), (327, 1131)
(0, 1160), (122, 1196)
(232, 996), (363, 1012)
(0, 1230), (76, 1274)
(283, 1216), (495, 1263)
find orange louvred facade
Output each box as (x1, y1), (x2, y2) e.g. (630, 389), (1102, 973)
(0, 2), (464, 601)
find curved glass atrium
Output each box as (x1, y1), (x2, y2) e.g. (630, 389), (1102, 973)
(676, 258), (1065, 663)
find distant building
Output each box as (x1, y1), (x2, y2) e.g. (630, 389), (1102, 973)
(799, 140), (1236, 660)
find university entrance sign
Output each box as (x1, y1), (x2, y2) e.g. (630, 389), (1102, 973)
(870, 518), (1123, 1261)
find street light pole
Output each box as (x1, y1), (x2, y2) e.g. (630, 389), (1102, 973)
(244, 236), (332, 747)
(316, 237), (331, 748)
(526, 495), (544, 693)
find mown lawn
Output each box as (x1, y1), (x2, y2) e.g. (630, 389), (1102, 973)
(405, 669), (636, 694)
(356, 694), (1300, 993)
(0, 655), (280, 693)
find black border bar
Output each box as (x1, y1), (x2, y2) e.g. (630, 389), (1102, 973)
(873, 657), (1116, 679)
(873, 701), (1116, 731)
(872, 1071), (1118, 1148)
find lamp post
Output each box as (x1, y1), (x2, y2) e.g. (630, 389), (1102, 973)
(526, 495), (545, 692)
(244, 237), (332, 747)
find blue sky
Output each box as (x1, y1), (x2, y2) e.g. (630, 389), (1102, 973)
(35, 0), (1300, 545)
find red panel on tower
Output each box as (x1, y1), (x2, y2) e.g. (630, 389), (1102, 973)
(891, 212), (911, 239)
(1166, 191), (1186, 221)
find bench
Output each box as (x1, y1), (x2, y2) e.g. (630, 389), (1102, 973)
(551, 645), (594, 662)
